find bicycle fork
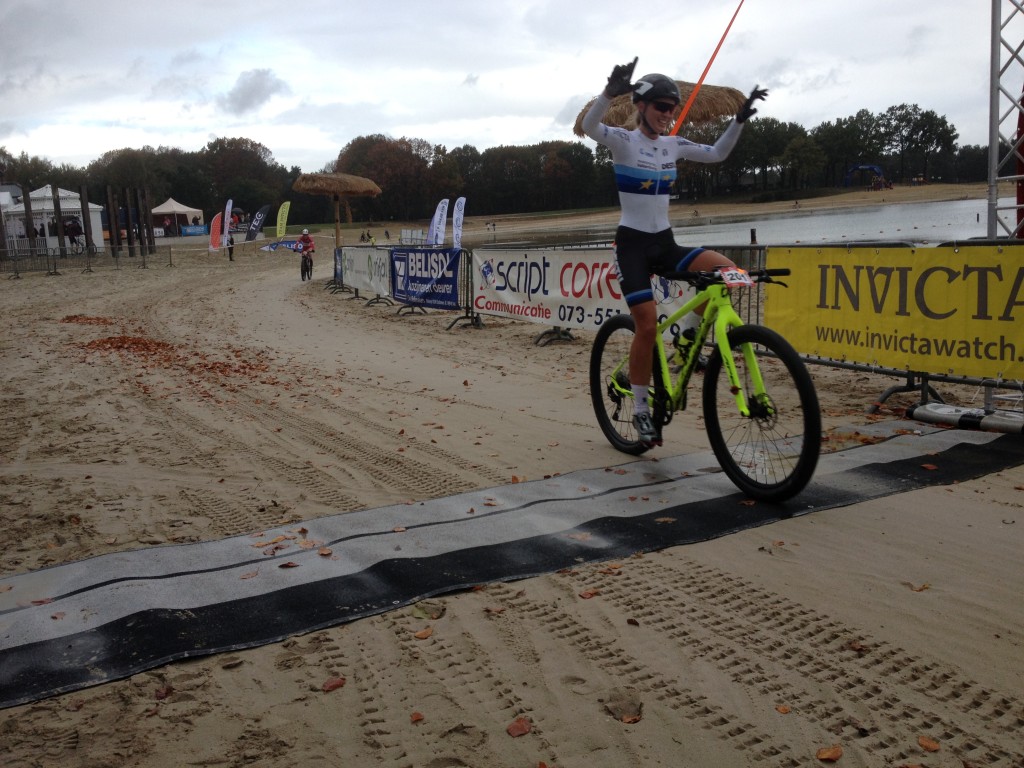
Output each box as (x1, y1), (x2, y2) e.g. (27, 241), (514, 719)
(712, 307), (767, 419)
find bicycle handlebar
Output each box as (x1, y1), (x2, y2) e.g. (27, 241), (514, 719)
(662, 267), (791, 286)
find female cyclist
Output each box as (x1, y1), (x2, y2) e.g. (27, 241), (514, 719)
(582, 58), (766, 447)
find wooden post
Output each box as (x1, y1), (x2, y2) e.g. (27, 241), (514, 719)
(333, 194), (342, 247)
(123, 187), (136, 258)
(52, 186), (68, 259)
(79, 184), (96, 252)
(106, 186), (121, 258)
(22, 186), (38, 254)
(138, 188), (156, 254)
(0, 187), (9, 262)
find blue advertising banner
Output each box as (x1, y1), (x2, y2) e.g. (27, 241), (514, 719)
(390, 248), (461, 310)
(259, 240), (298, 252)
(181, 225), (207, 236)
(334, 247), (343, 285)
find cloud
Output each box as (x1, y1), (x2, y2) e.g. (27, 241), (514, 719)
(217, 69), (291, 116)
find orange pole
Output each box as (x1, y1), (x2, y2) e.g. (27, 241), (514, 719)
(669, 0), (746, 136)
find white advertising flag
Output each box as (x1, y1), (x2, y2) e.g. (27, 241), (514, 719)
(223, 199), (233, 247)
(427, 198), (449, 246)
(452, 197), (466, 250)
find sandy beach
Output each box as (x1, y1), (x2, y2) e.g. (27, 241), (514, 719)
(2, 185), (1023, 767)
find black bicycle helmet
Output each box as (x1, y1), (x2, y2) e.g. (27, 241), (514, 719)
(632, 73), (681, 104)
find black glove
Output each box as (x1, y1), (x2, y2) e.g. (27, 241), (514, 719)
(605, 57), (638, 98)
(736, 85), (768, 123)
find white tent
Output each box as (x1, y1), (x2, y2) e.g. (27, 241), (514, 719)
(2, 185), (105, 251)
(151, 197), (204, 227)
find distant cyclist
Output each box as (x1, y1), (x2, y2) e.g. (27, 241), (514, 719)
(582, 57), (766, 447)
(297, 229), (315, 281)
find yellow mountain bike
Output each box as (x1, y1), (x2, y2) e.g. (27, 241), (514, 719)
(589, 267), (821, 502)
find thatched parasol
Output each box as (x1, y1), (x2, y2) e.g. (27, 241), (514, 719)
(573, 81), (746, 137)
(292, 172), (383, 245)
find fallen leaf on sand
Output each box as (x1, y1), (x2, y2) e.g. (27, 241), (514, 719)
(413, 627), (433, 640)
(411, 711), (424, 723)
(506, 716), (532, 737)
(918, 735), (940, 752)
(578, 590), (600, 599)
(321, 677), (346, 692)
(815, 744), (843, 762)
(775, 705), (791, 714)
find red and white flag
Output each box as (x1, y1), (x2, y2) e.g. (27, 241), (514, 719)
(208, 213), (222, 251)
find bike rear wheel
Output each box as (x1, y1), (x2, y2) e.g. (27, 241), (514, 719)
(589, 314), (649, 455)
(702, 324), (820, 502)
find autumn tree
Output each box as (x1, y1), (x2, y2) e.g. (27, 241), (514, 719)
(335, 135), (430, 221)
(780, 134), (827, 190)
(878, 104), (956, 182)
(0, 147), (55, 190)
(811, 110), (887, 186)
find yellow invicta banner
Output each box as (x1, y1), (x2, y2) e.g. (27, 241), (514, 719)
(765, 245), (1024, 380)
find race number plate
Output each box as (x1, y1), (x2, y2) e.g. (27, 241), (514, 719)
(718, 267), (754, 287)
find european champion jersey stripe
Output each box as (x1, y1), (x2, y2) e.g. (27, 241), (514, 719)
(613, 165), (676, 196)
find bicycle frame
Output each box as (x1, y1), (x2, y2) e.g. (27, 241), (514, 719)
(592, 266), (817, 499)
(611, 281), (757, 418)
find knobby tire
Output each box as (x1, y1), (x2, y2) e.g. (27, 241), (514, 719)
(702, 324), (820, 502)
(589, 314), (649, 456)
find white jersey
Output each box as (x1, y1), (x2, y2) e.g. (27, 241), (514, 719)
(582, 93), (743, 233)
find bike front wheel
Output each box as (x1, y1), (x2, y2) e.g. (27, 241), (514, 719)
(589, 314), (649, 456)
(702, 324), (820, 502)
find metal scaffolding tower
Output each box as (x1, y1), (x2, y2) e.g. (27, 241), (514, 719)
(989, 0), (1024, 237)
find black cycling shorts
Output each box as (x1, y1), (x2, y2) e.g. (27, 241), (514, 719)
(614, 226), (705, 307)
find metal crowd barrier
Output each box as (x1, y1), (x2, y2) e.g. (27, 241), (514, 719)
(5, 236), (1020, 423)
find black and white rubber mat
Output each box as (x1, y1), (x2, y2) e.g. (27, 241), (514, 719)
(2, 423), (1022, 709)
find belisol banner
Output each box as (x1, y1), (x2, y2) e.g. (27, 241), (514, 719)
(340, 246), (391, 296)
(391, 248), (461, 310)
(471, 248), (693, 331)
(765, 245), (1024, 380)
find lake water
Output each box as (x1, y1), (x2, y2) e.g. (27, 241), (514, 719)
(673, 196), (1004, 248)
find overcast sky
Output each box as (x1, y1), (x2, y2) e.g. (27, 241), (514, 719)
(0, 1), (1016, 174)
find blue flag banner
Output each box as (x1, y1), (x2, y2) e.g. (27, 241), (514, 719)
(258, 239), (298, 252)
(390, 248), (461, 310)
(334, 247), (344, 285)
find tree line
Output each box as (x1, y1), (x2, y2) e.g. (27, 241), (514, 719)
(0, 102), (991, 227)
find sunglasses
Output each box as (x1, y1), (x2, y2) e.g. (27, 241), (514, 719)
(648, 101), (677, 114)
